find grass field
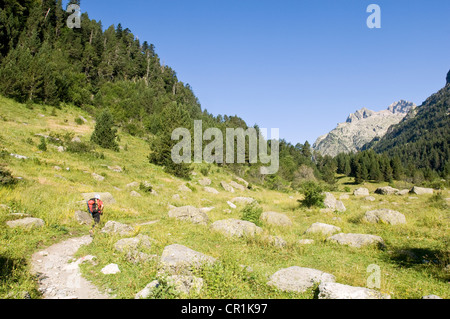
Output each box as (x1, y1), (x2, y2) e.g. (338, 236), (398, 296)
(0, 96), (449, 299)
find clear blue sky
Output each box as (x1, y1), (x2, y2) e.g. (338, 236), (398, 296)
(70, 0), (450, 145)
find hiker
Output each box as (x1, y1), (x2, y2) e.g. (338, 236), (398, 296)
(87, 194), (104, 236)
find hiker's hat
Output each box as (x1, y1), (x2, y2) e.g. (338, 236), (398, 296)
(95, 194), (101, 200)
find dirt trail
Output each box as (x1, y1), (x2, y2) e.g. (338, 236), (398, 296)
(31, 235), (109, 299)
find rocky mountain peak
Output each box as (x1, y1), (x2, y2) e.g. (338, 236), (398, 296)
(387, 100), (416, 114)
(446, 69), (450, 85)
(346, 107), (374, 123)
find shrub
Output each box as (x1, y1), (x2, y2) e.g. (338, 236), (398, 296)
(241, 202), (263, 226)
(299, 181), (325, 208)
(139, 181), (153, 193)
(90, 109), (119, 151)
(0, 164), (17, 186)
(37, 137), (47, 151)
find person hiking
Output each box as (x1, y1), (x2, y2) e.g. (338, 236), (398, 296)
(87, 194), (104, 237)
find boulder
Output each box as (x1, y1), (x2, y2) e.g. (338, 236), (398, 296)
(305, 223), (341, 236)
(168, 206), (209, 225)
(107, 165), (122, 172)
(204, 187), (219, 194)
(323, 193), (346, 212)
(375, 186), (399, 195)
(318, 282), (391, 299)
(363, 209), (406, 225)
(178, 184), (193, 193)
(410, 186), (434, 195)
(267, 235), (287, 248)
(298, 239), (315, 245)
(339, 194), (350, 200)
(81, 192), (116, 205)
(74, 210), (93, 225)
(220, 181), (235, 193)
(326, 233), (385, 249)
(422, 295), (443, 299)
(6, 217), (45, 229)
(353, 188), (370, 196)
(135, 276), (203, 299)
(260, 212), (293, 227)
(135, 280), (160, 299)
(267, 266), (335, 293)
(235, 177), (249, 188)
(114, 234), (155, 263)
(231, 197), (256, 205)
(159, 244), (216, 275)
(198, 178), (212, 186)
(365, 196), (376, 201)
(229, 181), (246, 191)
(91, 173), (104, 182)
(126, 182), (139, 188)
(396, 189), (410, 196)
(101, 221), (135, 236)
(101, 263), (120, 275)
(210, 219), (263, 238)
(227, 201), (237, 209)
(130, 191), (141, 197)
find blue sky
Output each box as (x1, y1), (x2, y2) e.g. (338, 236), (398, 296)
(70, 0), (450, 145)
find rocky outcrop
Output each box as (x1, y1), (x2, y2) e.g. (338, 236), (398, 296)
(313, 100), (416, 157)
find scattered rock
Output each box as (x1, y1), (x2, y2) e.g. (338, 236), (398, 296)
(260, 212), (293, 227)
(108, 165), (122, 172)
(199, 207), (215, 214)
(267, 266), (336, 293)
(210, 219), (263, 238)
(198, 178), (211, 186)
(323, 193), (346, 212)
(130, 191), (141, 197)
(326, 233), (385, 249)
(229, 181), (246, 191)
(135, 280), (160, 299)
(172, 194), (181, 200)
(71, 136), (82, 143)
(395, 189), (410, 196)
(126, 182), (139, 188)
(10, 153), (28, 160)
(178, 184), (192, 193)
(365, 196), (376, 202)
(235, 177), (249, 188)
(305, 223), (341, 236)
(353, 188), (370, 196)
(6, 217), (45, 229)
(159, 244), (216, 275)
(168, 206), (209, 225)
(231, 197), (256, 205)
(422, 295), (442, 299)
(135, 276), (203, 299)
(298, 239), (315, 245)
(91, 173), (104, 182)
(410, 186), (434, 195)
(375, 186), (399, 195)
(318, 282), (391, 299)
(114, 234), (155, 263)
(227, 201), (237, 209)
(267, 235), (287, 248)
(204, 187), (219, 194)
(74, 210), (93, 225)
(101, 264), (120, 275)
(81, 192), (116, 205)
(363, 209), (406, 225)
(220, 181), (235, 193)
(101, 221), (135, 236)
(339, 194), (350, 200)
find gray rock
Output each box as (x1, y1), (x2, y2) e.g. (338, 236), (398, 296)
(365, 196), (376, 202)
(107, 165), (122, 172)
(339, 194), (350, 200)
(114, 234), (155, 264)
(363, 209), (406, 225)
(323, 193), (346, 212)
(298, 239), (315, 245)
(231, 197), (256, 205)
(204, 187), (219, 194)
(198, 178), (211, 186)
(126, 182), (139, 188)
(327, 233), (385, 249)
(168, 206), (209, 225)
(267, 235), (287, 248)
(422, 295), (443, 299)
(159, 244), (216, 275)
(178, 184), (192, 193)
(210, 219), (263, 238)
(410, 186), (434, 195)
(220, 181), (235, 193)
(74, 210), (93, 225)
(6, 217), (45, 229)
(375, 186), (399, 195)
(135, 280), (159, 299)
(260, 212), (293, 227)
(135, 276), (203, 299)
(229, 181), (246, 191)
(395, 189), (410, 196)
(267, 266), (336, 293)
(235, 177), (249, 187)
(101, 263), (120, 275)
(353, 188), (370, 196)
(227, 201), (237, 209)
(101, 221), (135, 236)
(305, 223), (341, 236)
(81, 192), (116, 205)
(318, 282), (391, 299)
(130, 191), (141, 197)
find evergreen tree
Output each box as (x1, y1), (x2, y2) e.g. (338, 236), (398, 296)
(90, 109), (119, 151)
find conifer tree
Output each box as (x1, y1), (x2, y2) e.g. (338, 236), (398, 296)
(90, 109), (119, 151)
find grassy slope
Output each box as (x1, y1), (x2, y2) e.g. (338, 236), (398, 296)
(0, 96), (449, 299)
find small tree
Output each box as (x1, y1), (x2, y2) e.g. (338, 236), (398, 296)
(299, 181), (325, 208)
(90, 109), (119, 151)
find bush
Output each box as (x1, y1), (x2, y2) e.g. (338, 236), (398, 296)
(299, 181), (325, 208)
(90, 109), (119, 151)
(38, 137), (47, 151)
(0, 164), (17, 187)
(241, 202), (263, 226)
(139, 181), (153, 193)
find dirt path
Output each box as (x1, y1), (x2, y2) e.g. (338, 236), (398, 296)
(31, 235), (109, 299)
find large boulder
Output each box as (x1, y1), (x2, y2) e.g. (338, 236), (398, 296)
(168, 206), (209, 226)
(260, 212), (293, 227)
(305, 223), (341, 236)
(326, 233), (385, 248)
(74, 210), (93, 225)
(267, 266), (335, 293)
(6, 217), (45, 229)
(220, 181), (235, 193)
(353, 188), (370, 196)
(318, 282), (391, 299)
(114, 234), (155, 263)
(363, 209), (406, 225)
(229, 181), (246, 191)
(210, 219), (263, 238)
(410, 186), (434, 195)
(159, 244), (216, 275)
(101, 221), (135, 236)
(323, 192), (346, 212)
(375, 186), (399, 195)
(81, 192), (116, 205)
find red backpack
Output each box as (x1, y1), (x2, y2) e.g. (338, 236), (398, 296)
(87, 198), (103, 215)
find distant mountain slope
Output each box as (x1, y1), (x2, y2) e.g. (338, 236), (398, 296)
(313, 100), (416, 157)
(368, 71), (450, 174)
